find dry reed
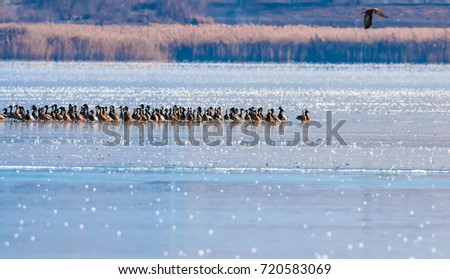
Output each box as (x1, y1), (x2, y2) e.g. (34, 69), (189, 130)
(1, 23), (449, 62)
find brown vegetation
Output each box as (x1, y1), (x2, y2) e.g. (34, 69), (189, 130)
(1, 23), (449, 63)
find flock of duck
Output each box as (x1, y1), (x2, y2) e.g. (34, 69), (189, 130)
(1, 104), (311, 124)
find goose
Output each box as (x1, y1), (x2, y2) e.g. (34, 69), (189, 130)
(361, 8), (388, 29)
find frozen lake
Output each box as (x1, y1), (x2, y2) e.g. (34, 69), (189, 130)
(0, 62), (449, 258)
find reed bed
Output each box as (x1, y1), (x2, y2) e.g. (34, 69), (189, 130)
(1, 23), (449, 62)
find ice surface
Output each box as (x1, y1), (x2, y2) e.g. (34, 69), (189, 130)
(0, 62), (449, 258)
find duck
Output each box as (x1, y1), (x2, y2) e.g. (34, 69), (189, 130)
(17, 107), (27, 121)
(96, 106), (109, 122)
(202, 109), (214, 122)
(223, 110), (230, 120)
(7, 105), (15, 119)
(361, 8), (388, 29)
(87, 110), (98, 122)
(270, 108), (281, 122)
(258, 107), (266, 120)
(156, 108), (166, 121)
(186, 109), (195, 122)
(249, 108), (261, 122)
(278, 106), (288, 121)
(38, 107), (53, 122)
(296, 109), (311, 123)
(244, 110), (251, 121)
(73, 106), (85, 122)
(296, 110), (305, 122)
(0, 108), (7, 120)
(305, 109), (311, 121)
(11, 105), (24, 121)
(50, 104), (59, 120)
(230, 110), (241, 122)
(151, 109), (160, 121)
(31, 106), (39, 120)
(132, 108), (143, 122)
(60, 107), (72, 122)
(109, 106), (121, 121)
(24, 110), (35, 122)
(215, 107), (224, 120)
(120, 106), (132, 123)
(76, 111), (87, 122)
(2, 108), (11, 119)
(265, 109), (273, 122)
(53, 107), (64, 122)
(102, 106), (113, 121)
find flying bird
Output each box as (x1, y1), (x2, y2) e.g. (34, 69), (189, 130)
(361, 8), (388, 29)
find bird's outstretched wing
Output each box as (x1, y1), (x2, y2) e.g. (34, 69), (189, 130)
(363, 12), (372, 29)
(373, 8), (388, 18)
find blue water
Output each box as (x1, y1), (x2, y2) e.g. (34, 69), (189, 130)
(1, 169), (449, 259)
(1, 62), (450, 258)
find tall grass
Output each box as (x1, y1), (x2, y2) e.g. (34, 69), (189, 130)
(1, 23), (449, 62)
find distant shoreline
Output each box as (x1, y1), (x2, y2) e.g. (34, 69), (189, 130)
(1, 23), (449, 63)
